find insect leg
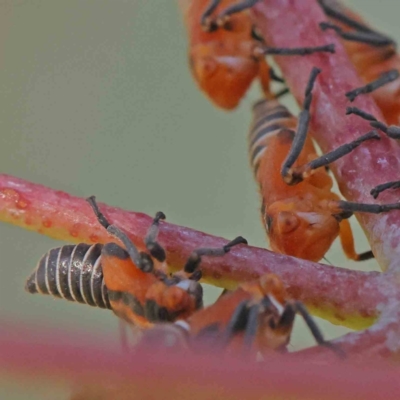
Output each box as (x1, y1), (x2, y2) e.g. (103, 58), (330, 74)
(275, 303), (296, 332)
(144, 211), (166, 262)
(184, 236), (247, 274)
(200, 0), (221, 31)
(87, 196), (153, 272)
(220, 300), (249, 345)
(281, 67), (320, 181)
(262, 44), (335, 56)
(331, 200), (400, 219)
(371, 181), (400, 199)
(284, 130), (380, 185)
(257, 59), (289, 100)
(346, 70), (400, 102)
(293, 301), (345, 358)
(258, 57), (275, 100)
(319, 22), (395, 47)
(347, 106), (400, 139)
(338, 219), (374, 261)
(242, 304), (261, 349)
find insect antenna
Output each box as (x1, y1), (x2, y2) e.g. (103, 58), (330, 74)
(346, 106), (400, 139)
(87, 196), (153, 272)
(371, 181), (400, 199)
(346, 70), (400, 102)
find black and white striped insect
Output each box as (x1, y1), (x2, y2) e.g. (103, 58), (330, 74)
(25, 196), (247, 327)
(25, 243), (111, 309)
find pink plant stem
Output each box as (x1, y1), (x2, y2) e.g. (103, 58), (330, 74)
(251, 0), (400, 358)
(296, 298), (400, 359)
(0, 173), (390, 329)
(252, 0), (400, 273)
(2, 323), (400, 399)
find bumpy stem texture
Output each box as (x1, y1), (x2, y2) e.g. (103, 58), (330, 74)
(252, 0), (400, 273)
(0, 173), (392, 330)
(251, 0), (400, 359)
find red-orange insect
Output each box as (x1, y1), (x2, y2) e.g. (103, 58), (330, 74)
(248, 67), (400, 262)
(318, 0), (400, 125)
(139, 273), (341, 357)
(25, 196), (246, 328)
(179, 0), (334, 110)
(179, 0), (270, 109)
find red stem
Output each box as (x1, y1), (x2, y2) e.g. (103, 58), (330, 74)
(251, 0), (400, 359)
(252, 0), (400, 273)
(0, 173), (389, 329)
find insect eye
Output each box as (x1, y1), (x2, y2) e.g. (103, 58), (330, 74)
(265, 215), (273, 233)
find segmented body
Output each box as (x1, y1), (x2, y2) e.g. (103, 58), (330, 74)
(26, 243), (111, 309)
(26, 242), (203, 327)
(248, 98), (363, 262)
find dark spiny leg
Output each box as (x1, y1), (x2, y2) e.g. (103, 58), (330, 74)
(144, 211), (166, 262)
(262, 44), (335, 56)
(371, 181), (400, 199)
(346, 107), (400, 139)
(220, 300), (249, 346)
(87, 196), (111, 229)
(317, 0), (379, 34)
(201, 0), (221, 31)
(346, 70), (399, 102)
(242, 304), (261, 349)
(319, 22), (395, 47)
(215, 0), (260, 28)
(294, 301), (345, 358)
(276, 303), (296, 331)
(87, 197), (153, 272)
(269, 68), (285, 83)
(184, 236), (247, 274)
(284, 130), (380, 185)
(293, 302), (325, 345)
(281, 67), (321, 181)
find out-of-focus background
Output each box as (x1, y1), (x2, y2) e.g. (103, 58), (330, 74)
(0, 1), (397, 397)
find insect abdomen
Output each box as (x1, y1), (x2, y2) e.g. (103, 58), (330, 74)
(248, 99), (293, 174)
(26, 243), (111, 309)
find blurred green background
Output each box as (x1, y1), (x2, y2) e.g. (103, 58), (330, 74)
(0, 1), (397, 397)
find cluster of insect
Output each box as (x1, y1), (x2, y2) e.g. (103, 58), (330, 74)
(25, 0), (400, 358)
